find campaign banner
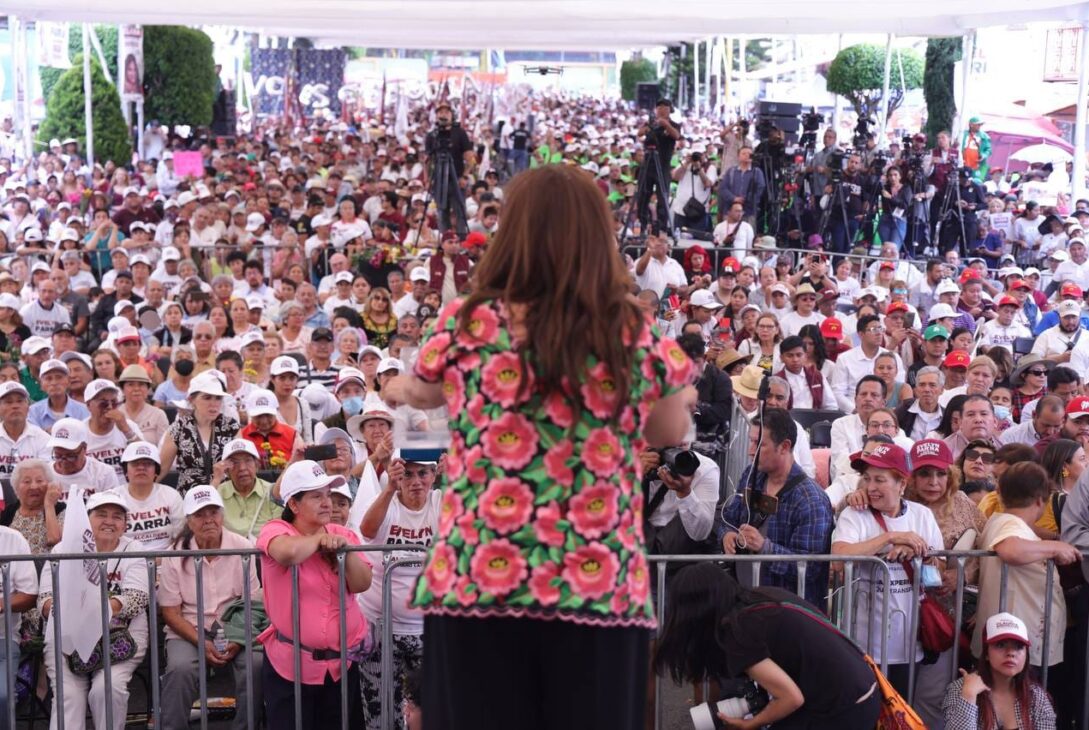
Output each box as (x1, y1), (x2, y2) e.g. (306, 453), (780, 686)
(249, 48), (345, 117)
(37, 23), (70, 69)
(118, 25), (144, 101)
(172, 150), (204, 178)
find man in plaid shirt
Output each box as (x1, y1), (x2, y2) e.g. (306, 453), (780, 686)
(717, 407), (835, 607)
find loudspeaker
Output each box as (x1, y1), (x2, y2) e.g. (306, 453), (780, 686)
(636, 83), (660, 112)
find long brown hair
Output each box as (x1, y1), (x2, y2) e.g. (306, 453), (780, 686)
(977, 641), (1038, 730)
(457, 165), (642, 418)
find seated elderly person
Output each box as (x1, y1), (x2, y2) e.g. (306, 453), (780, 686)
(347, 408), (396, 475)
(46, 417), (122, 501)
(41, 492), (150, 730)
(213, 439), (280, 540)
(1, 458), (64, 551)
(159, 485), (263, 730)
(112, 440), (185, 549)
(239, 389), (303, 472)
(1000, 395), (1065, 448)
(317, 427), (361, 493)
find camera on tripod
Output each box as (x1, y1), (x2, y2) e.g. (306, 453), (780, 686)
(798, 107), (825, 149)
(688, 679), (771, 730)
(827, 149), (847, 184)
(852, 117), (876, 149)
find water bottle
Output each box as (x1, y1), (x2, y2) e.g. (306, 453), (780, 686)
(213, 627), (228, 654)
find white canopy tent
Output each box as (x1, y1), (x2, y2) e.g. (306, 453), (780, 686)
(8, 0), (1089, 49)
(6, 0), (1089, 197)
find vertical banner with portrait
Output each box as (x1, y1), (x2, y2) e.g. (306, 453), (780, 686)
(118, 25), (144, 101)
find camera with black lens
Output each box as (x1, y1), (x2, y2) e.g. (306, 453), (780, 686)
(660, 447), (699, 479)
(691, 152), (702, 164)
(801, 109), (824, 132)
(754, 117), (777, 141)
(827, 149), (847, 183)
(689, 679), (771, 730)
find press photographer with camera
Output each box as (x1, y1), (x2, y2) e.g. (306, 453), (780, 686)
(424, 101), (474, 238)
(716, 407), (834, 606)
(820, 152), (866, 254)
(638, 98), (683, 230)
(672, 146), (718, 232)
(638, 433), (721, 562)
(655, 564), (881, 730)
(808, 129), (841, 203)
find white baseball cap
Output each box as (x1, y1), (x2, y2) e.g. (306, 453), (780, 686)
(334, 271), (354, 285)
(187, 372), (227, 397)
(130, 254), (151, 267)
(183, 485), (225, 516)
(162, 246), (182, 261)
(270, 355), (300, 376)
(1059, 300), (1082, 318)
(23, 228), (43, 243)
(0, 381), (27, 400)
(177, 191), (197, 207)
(245, 389), (279, 417)
(84, 379), (120, 402)
(984, 612), (1030, 646)
(60, 351), (92, 369)
(359, 345), (382, 361)
(928, 303), (958, 320)
(689, 289), (723, 310)
(86, 491), (128, 513)
(239, 330), (265, 349)
(377, 357), (403, 375)
(0, 293), (21, 311)
(48, 417), (87, 450)
(279, 460), (347, 502)
(222, 438), (260, 461)
(20, 336), (51, 356)
(114, 300), (137, 316)
(121, 440), (161, 465)
(39, 358), (68, 377)
(409, 267), (430, 283)
(245, 213), (267, 232)
(935, 279), (961, 296)
(311, 214), (333, 228)
(61, 227), (79, 242)
(334, 367), (366, 392)
(245, 295), (266, 311)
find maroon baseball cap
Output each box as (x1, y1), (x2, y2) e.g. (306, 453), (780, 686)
(851, 442), (910, 477)
(910, 439), (953, 472)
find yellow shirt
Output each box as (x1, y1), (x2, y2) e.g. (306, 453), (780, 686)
(977, 490), (1058, 535)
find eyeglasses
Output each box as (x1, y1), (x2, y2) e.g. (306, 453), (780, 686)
(194, 334), (214, 340)
(963, 449), (996, 465)
(96, 400), (118, 409)
(865, 326), (885, 334)
(1026, 369), (1048, 377)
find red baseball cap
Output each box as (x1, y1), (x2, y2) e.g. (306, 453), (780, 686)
(819, 317), (843, 340)
(1012, 279), (1032, 290)
(997, 295), (1020, 308)
(819, 287), (838, 303)
(910, 439), (954, 472)
(851, 442), (910, 477)
(959, 268), (982, 284)
(1062, 282), (1084, 299)
(1067, 396), (1089, 419)
(879, 260), (895, 270)
(463, 231), (488, 248)
(943, 351), (971, 369)
(721, 257), (741, 273)
(886, 301), (909, 314)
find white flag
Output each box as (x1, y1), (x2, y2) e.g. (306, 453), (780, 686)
(56, 489), (105, 661)
(347, 460), (384, 538)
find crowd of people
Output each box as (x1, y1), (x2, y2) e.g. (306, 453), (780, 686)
(0, 86), (1081, 730)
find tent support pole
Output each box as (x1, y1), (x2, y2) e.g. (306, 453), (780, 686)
(83, 24), (95, 167)
(1074, 19), (1089, 201)
(879, 34), (894, 148)
(831, 34), (843, 142)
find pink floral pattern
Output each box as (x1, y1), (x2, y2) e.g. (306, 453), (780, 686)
(412, 298), (692, 627)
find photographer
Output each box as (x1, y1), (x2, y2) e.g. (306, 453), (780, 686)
(876, 167), (913, 253)
(820, 153), (866, 255)
(655, 565), (880, 730)
(638, 438), (720, 561)
(424, 101), (474, 237)
(808, 129), (841, 199)
(676, 333), (733, 438)
(716, 408), (834, 606)
(938, 167), (986, 255)
(638, 98), (682, 230)
(671, 146), (718, 233)
(718, 147), (766, 226)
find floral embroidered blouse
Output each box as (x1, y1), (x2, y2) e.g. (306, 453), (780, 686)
(411, 298), (693, 628)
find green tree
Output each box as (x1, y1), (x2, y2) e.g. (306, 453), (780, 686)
(826, 43), (924, 120)
(40, 25), (118, 103)
(620, 57), (657, 101)
(37, 54), (131, 165)
(923, 37), (962, 143)
(142, 26), (217, 126)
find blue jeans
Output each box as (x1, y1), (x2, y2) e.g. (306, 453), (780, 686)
(828, 218), (860, 254)
(509, 149), (529, 173)
(878, 214), (908, 256)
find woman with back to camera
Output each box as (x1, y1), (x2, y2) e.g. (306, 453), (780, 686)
(381, 164), (696, 730)
(656, 564), (880, 729)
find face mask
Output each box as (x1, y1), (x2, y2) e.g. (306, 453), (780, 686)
(341, 396), (365, 417)
(993, 405), (1011, 422)
(174, 360), (194, 377)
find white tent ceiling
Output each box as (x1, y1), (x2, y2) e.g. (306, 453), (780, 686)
(10, 0), (1089, 50)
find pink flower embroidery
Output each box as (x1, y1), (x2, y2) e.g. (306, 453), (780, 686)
(455, 304), (501, 349)
(562, 543), (620, 601)
(439, 490), (464, 534)
(528, 562), (562, 606)
(455, 575), (476, 607)
(657, 336), (694, 387)
(469, 539), (528, 598)
(480, 412), (538, 470)
(466, 394), (489, 430)
(415, 331), (452, 382)
(543, 439), (575, 487)
(424, 543), (458, 596)
(543, 391), (575, 429)
(626, 552), (650, 606)
(455, 510), (480, 546)
(443, 369), (466, 414)
(616, 511), (637, 551)
(533, 502), (565, 547)
(464, 445), (487, 484)
(610, 583), (631, 614)
(481, 351), (533, 408)
(567, 483), (620, 539)
(583, 427), (622, 477)
(580, 362), (620, 419)
(479, 477), (535, 534)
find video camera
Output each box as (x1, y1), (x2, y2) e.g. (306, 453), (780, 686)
(798, 107), (825, 149)
(852, 116), (876, 150)
(827, 149), (848, 184)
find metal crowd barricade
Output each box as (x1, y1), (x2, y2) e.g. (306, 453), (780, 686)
(0, 543), (423, 730)
(722, 399), (750, 499)
(0, 546), (1083, 729)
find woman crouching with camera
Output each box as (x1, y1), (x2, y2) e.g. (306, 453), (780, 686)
(655, 563), (880, 730)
